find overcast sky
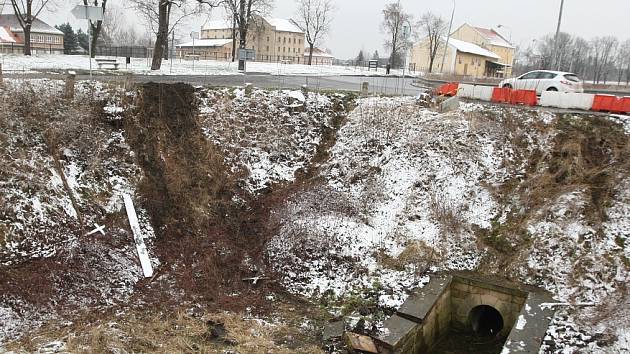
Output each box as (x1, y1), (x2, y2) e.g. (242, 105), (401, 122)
(29, 0), (630, 59)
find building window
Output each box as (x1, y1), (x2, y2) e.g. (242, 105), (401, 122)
(267, 36), (270, 42)
(266, 46), (269, 51)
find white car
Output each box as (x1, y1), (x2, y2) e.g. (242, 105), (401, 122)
(499, 70), (584, 94)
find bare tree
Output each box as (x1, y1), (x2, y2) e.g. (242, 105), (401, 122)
(131, 0), (218, 70)
(417, 12), (446, 73)
(569, 37), (590, 76)
(591, 36), (618, 84)
(221, 0), (274, 71)
(381, 1), (412, 68)
(613, 39), (630, 85)
(9, 0), (56, 55)
(294, 0), (334, 65)
(82, 0), (108, 58)
(621, 39), (630, 85)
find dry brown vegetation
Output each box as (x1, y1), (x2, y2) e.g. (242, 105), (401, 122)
(125, 83), (235, 239)
(472, 109), (630, 272)
(6, 306), (325, 354)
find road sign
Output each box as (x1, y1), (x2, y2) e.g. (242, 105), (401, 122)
(239, 49), (256, 61)
(71, 5), (104, 21)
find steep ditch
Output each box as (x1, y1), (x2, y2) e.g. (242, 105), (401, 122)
(124, 83), (234, 239)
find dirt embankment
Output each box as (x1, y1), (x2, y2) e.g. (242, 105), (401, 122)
(125, 83), (233, 238)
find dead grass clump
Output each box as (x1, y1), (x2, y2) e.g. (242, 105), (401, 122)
(480, 114), (629, 258)
(428, 189), (466, 237)
(376, 240), (436, 276)
(40, 310), (325, 354)
(524, 115), (629, 224)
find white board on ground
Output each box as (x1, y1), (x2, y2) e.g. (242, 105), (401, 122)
(123, 194), (154, 278)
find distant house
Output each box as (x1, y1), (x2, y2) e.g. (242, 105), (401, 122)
(304, 47), (335, 65)
(190, 16), (306, 63)
(451, 24), (515, 77)
(410, 23), (515, 78)
(0, 14), (64, 54)
(176, 38), (233, 61)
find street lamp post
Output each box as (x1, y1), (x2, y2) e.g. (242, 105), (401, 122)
(190, 31), (199, 71)
(401, 24), (411, 96)
(553, 0), (565, 70)
(440, 0), (455, 74)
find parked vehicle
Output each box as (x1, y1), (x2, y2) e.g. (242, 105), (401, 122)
(499, 70), (584, 94)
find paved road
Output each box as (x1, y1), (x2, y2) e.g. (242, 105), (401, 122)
(7, 72), (626, 96)
(6, 72), (424, 96)
(117, 73), (424, 96)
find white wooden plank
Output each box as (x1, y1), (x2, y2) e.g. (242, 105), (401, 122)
(123, 194), (154, 278)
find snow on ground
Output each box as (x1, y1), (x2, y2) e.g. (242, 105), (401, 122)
(265, 98), (629, 352)
(0, 53), (411, 77)
(267, 100), (525, 309)
(0, 79), (158, 343)
(197, 86), (347, 193)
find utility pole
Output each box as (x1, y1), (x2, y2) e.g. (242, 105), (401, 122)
(440, 0), (455, 73)
(170, 31), (174, 74)
(553, 0), (565, 70)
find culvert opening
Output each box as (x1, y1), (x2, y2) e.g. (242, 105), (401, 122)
(469, 305), (504, 337)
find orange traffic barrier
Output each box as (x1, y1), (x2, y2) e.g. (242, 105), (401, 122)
(510, 90), (538, 106)
(437, 82), (459, 97)
(491, 87), (512, 103)
(611, 97), (630, 114)
(592, 94), (617, 112)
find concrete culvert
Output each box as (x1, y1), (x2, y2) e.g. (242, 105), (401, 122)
(469, 305), (504, 337)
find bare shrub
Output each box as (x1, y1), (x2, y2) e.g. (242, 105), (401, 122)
(428, 187), (465, 239)
(376, 240), (437, 280)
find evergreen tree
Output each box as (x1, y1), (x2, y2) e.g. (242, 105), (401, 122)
(77, 29), (89, 52)
(372, 50), (380, 61)
(55, 23), (78, 54)
(356, 50), (365, 63)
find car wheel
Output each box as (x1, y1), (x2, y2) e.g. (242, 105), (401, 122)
(547, 87), (558, 92)
(502, 84), (512, 89)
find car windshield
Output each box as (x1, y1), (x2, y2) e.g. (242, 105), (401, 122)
(564, 74), (581, 82)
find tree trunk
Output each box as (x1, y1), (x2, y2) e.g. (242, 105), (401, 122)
(237, 0), (247, 71)
(428, 57), (434, 73)
(90, 21), (103, 58)
(23, 24), (32, 56)
(231, 15), (237, 62)
(151, 1), (169, 70)
(308, 43), (314, 65)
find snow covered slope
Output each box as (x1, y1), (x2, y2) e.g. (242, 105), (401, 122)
(267, 98), (629, 352)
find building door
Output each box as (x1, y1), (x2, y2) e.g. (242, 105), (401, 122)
(464, 64), (468, 76)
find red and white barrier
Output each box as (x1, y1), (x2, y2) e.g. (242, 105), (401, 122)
(540, 92), (595, 111)
(446, 82), (629, 115)
(456, 84), (493, 101)
(437, 82), (459, 96)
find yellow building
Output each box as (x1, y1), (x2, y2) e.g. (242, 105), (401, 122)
(410, 37), (501, 78)
(410, 23), (515, 78)
(451, 24), (515, 77)
(193, 16), (306, 63)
